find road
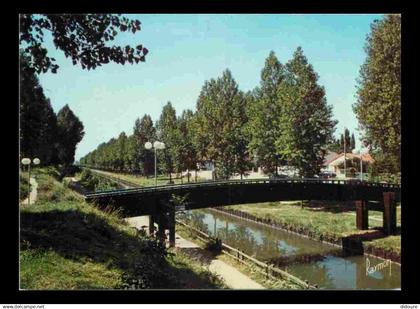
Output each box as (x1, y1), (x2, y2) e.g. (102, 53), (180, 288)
(21, 177), (38, 205)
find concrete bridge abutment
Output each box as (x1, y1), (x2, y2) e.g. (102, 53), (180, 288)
(383, 192), (397, 235)
(356, 200), (369, 230)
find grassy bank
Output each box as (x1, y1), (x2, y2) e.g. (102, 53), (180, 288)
(224, 201), (401, 261)
(87, 168), (199, 187)
(75, 169), (124, 192)
(20, 167), (225, 289)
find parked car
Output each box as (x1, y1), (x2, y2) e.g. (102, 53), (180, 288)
(318, 171), (336, 179)
(269, 174), (289, 179)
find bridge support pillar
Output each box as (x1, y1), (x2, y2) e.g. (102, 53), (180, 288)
(149, 215), (155, 236)
(383, 192), (397, 235)
(355, 200), (368, 230)
(156, 214), (166, 243)
(169, 209), (176, 247)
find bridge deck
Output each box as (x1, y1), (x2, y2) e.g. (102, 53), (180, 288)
(85, 178), (400, 198)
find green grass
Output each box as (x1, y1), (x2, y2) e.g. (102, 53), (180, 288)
(20, 167), (225, 289)
(35, 170), (83, 204)
(166, 249), (227, 289)
(364, 236), (401, 260)
(224, 201), (401, 259)
(20, 249), (123, 290)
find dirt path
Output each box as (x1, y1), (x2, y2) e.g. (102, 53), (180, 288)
(22, 177), (38, 205)
(125, 216), (264, 289)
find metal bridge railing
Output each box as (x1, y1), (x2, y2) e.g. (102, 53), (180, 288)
(84, 177), (401, 199)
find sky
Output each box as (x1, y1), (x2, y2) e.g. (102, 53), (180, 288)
(36, 14), (383, 161)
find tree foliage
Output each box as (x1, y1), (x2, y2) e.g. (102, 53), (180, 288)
(80, 49), (337, 180)
(193, 70), (250, 179)
(56, 105), (85, 166)
(327, 129), (356, 153)
(20, 53), (58, 164)
(276, 47), (337, 177)
(20, 14), (149, 74)
(246, 51), (285, 174)
(20, 53), (85, 167)
(133, 115), (156, 175)
(353, 14), (401, 173)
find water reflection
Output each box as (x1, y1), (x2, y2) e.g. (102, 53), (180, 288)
(180, 208), (401, 289)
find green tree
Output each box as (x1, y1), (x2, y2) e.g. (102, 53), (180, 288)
(20, 14), (148, 74)
(353, 14), (401, 173)
(133, 115), (156, 176)
(326, 138), (341, 153)
(194, 70), (249, 179)
(246, 51), (285, 175)
(350, 133), (356, 151)
(115, 132), (128, 172)
(276, 47), (337, 177)
(175, 110), (198, 182)
(339, 128), (354, 152)
(20, 53), (58, 165)
(156, 102), (178, 180)
(56, 104), (85, 166)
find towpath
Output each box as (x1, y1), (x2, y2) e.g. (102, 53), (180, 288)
(125, 216), (264, 289)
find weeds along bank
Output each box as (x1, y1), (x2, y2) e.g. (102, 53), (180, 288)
(19, 167), (225, 289)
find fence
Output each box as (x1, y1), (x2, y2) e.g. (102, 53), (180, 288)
(176, 219), (315, 289)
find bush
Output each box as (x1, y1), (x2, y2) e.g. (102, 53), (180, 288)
(78, 169), (123, 192)
(20, 173), (30, 201)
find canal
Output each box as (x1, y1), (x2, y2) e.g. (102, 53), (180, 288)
(180, 208), (401, 289)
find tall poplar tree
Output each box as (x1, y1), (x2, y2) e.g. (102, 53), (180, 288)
(132, 114), (156, 175)
(353, 14), (401, 173)
(156, 102), (178, 179)
(276, 47), (336, 177)
(56, 104), (85, 166)
(246, 51), (285, 174)
(20, 53), (58, 165)
(194, 70), (249, 179)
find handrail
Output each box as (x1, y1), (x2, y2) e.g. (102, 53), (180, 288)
(85, 176), (401, 199)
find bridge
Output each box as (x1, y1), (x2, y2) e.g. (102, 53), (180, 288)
(84, 178), (401, 247)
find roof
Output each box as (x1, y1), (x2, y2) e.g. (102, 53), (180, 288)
(325, 152), (375, 166)
(323, 151), (338, 165)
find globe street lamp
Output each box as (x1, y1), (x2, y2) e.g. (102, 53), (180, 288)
(145, 141), (165, 186)
(21, 157), (40, 204)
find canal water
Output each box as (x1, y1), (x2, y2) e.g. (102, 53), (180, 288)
(181, 209), (401, 289)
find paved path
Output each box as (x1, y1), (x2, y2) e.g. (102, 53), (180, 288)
(22, 177), (38, 205)
(125, 216), (264, 289)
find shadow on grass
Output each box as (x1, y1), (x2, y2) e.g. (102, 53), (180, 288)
(20, 208), (221, 289)
(177, 247), (218, 266)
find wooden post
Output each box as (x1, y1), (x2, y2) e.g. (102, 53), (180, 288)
(383, 192), (397, 235)
(355, 200), (368, 230)
(149, 215), (155, 236)
(169, 209), (176, 247)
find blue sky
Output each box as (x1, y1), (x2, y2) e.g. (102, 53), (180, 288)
(36, 14), (382, 160)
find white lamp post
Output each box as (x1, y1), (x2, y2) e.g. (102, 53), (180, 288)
(145, 141), (165, 186)
(352, 149), (367, 181)
(21, 157), (40, 204)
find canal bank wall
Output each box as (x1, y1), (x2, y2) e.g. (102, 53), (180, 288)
(209, 206), (401, 264)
